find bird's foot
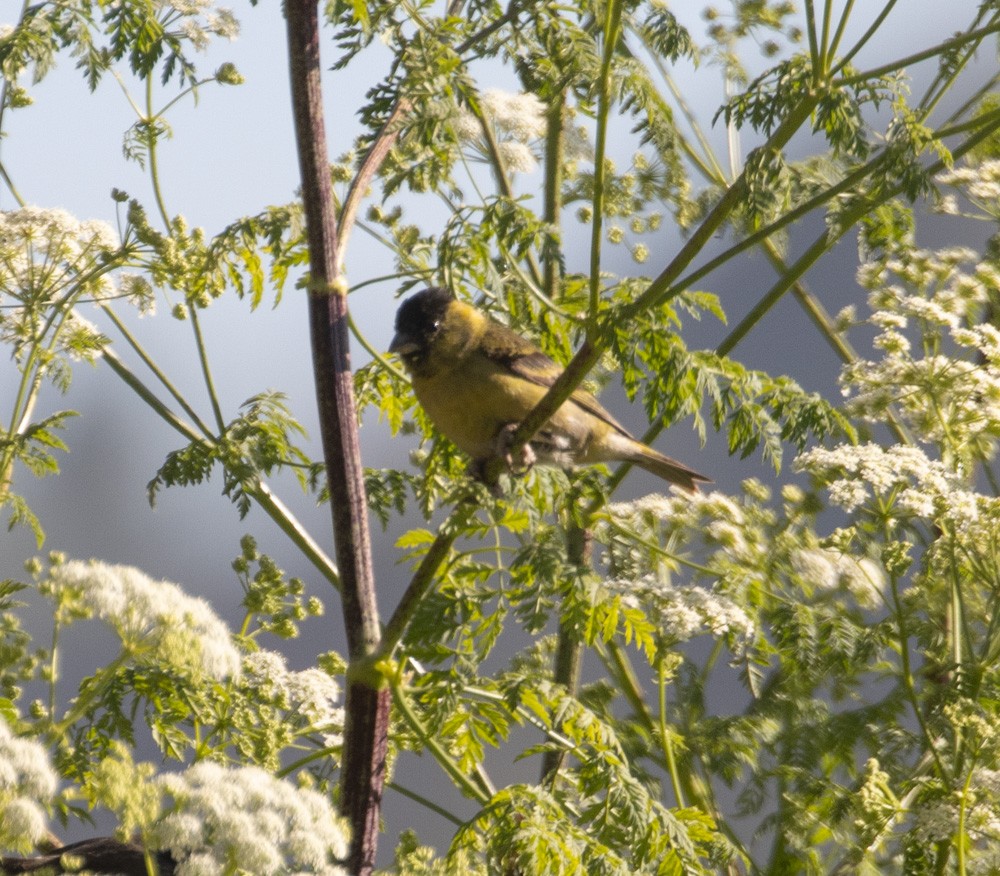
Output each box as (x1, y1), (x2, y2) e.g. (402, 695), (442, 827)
(494, 422), (536, 475)
(468, 425), (536, 495)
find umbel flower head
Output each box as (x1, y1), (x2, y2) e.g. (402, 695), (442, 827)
(0, 718), (58, 852)
(152, 762), (349, 875)
(43, 559), (241, 680)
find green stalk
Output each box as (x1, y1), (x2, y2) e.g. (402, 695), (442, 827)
(834, 20), (1000, 88)
(587, 0), (624, 323)
(99, 303), (215, 438)
(188, 305), (227, 434)
(101, 349), (341, 589)
(389, 679), (492, 804)
(387, 780), (466, 827)
(378, 499), (477, 657)
(828, 0), (899, 76)
(826, 0), (856, 62)
(656, 655), (685, 808)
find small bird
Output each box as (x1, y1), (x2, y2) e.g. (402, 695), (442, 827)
(389, 287), (710, 491)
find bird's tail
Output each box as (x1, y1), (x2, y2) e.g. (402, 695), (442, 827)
(608, 433), (710, 492)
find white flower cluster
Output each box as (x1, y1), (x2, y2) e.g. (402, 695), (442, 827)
(46, 560), (241, 680)
(909, 767), (1000, 858)
(161, 0), (239, 50)
(844, 247), (1000, 447)
(606, 575), (754, 644)
(797, 443), (959, 517)
(153, 762), (349, 875)
(452, 89), (593, 175)
(0, 719), (57, 852)
(0, 206), (118, 299)
(937, 159), (1000, 216)
(243, 651), (343, 747)
(789, 547), (885, 608)
(454, 89), (546, 174)
(608, 489), (762, 568)
(0, 206), (158, 357)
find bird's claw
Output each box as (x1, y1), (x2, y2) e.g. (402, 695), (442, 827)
(494, 422), (536, 475)
(469, 424), (536, 494)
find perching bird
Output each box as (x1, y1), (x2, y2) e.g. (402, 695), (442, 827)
(389, 287), (710, 491)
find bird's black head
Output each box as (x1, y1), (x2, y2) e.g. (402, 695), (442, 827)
(389, 287), (454, 368)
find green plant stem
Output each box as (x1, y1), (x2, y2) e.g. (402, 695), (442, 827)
(52, 649), (132, 737)
(828, 0), (899, 76)
(602, 641), (749, 863)
(889, 568), (947, 780)
(956, 765), (975, 876)
(0, 161), (25, 207)
(543, 90), (565, 302)
(470, 97), (545, 291)
(656, 655), (685, 808)
(540, 519), (587, 783)
(145, 76), (172, 231)
(826, 0), (855, 62)
(389, 679), (492, 804)
(628, 95), (819, 319)
(379, 499), (477, 657)
(250, 481), (341, 588)
(99, 303), (215, 438)
(804, 0), (820, 75)
(347, 311), (408, 382)
(386, 780), (466, 827)
(100, 348), (341, 588)
(188, 305), (227, 434)
(587, 0), (624, 324)
(834, 20), (1000, 88)
(916, 8), (998, 119)
(818, 0), (833, 75)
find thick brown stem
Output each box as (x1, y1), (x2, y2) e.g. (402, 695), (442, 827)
(285, 3), (389, 873)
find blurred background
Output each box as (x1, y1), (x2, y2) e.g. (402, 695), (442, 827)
(0, 0), (994, 861)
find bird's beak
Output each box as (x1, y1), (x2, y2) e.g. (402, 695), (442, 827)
(389, 332), (418, 356)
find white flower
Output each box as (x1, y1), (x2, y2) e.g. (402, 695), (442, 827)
(797, 444), (957, 517)
(790, 547), (885, 607)
(243, 651), (343, 745)
(0, 719), (57, 852)
(606, 575), (754, 644)
(45, 560), (241, 680)
(479, 89), (546, 141)
(117, 272), (156, 315)
(498, 140), (538, 174)
(153, 763), (349, 875)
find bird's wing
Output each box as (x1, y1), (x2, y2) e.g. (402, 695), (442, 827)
(481, 321), (633, 438)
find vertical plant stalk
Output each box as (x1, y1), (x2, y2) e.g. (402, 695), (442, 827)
(540, 521), (588, 782)
(285, 3), (389, 873)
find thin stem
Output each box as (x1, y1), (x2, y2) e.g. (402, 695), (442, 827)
(656, 656), (685, 808)
(587, 0), (624, 323)
(543, 90), (566, 302)
(386, 780), (466, 827)
(826, 0), (855, 62)
(804, 0), (821, 77)
(817, 0), (833, 76)
(101, 348), (342, 588)
(889, 568), (947, 780)
(379, 499), (478, 657)
(188, 306), (227, 434)
(829, 0), (899, 76)
(834, 20), (1000, 89)
(389, 679), (492, 804)
(348, 311), (409, 381)
(145, 76), (172, 230)
(99, 304), (215, 438)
